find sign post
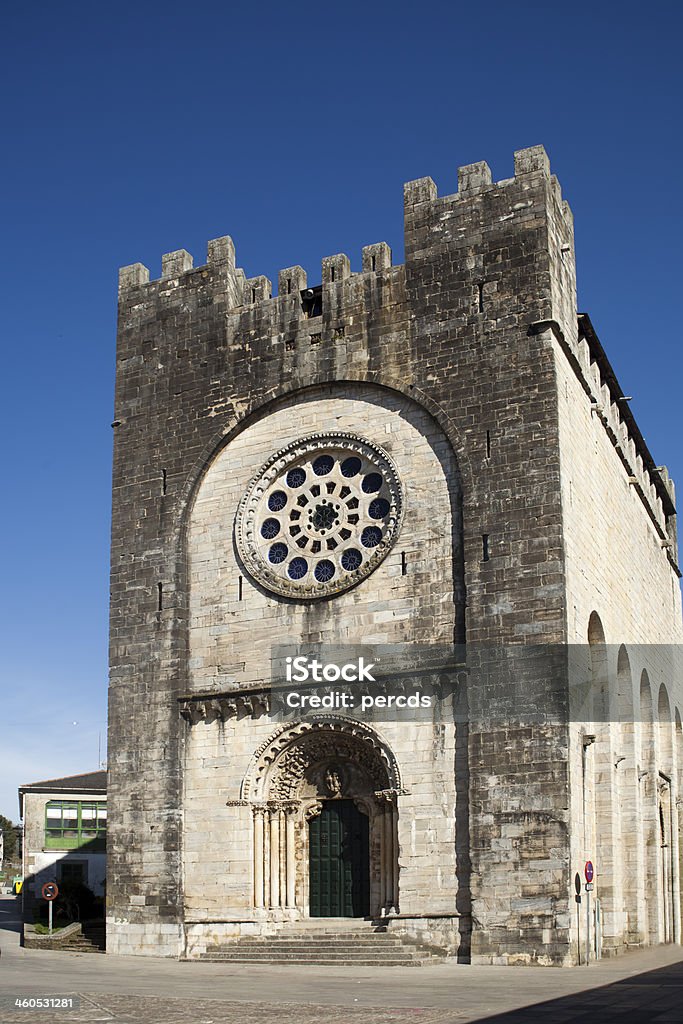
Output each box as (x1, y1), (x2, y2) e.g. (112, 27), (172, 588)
(574, 873), (582, 965)
(595, 898), (602, 960)
(584, 862), (594, 965)
(41, 882), (59, 936)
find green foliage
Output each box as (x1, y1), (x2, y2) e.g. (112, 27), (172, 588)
(0, 815), (18, 860)
(33, 922), (66, 934)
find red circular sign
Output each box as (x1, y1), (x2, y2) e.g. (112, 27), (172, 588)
(41, 882), (59, 901)
(584, 861), (594, 883)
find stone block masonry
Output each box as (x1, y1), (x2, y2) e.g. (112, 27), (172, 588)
(109, 145), (682, 963)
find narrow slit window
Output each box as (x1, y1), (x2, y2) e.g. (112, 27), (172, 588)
(157, 582), (163, 611)
(238, 575), (243, 601)
(162, 468), (167, 495)
(371, 255), (376, 271)
(478, 282), (485, 314)
(486, 431), (491, 459)
(401, 551), (407, 576)
(482, 535), (490, 562)
(251, 287), (257, 303)
(331, 266), (335, 282)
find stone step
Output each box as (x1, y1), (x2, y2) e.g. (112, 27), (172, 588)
(57, 927), (106, 954)
(59, 944), (105, 954)
(206, 946), (417, 957)
(198, 953), (426, 966)
(212, 939), (406, 949)
(196, 923), (442, 967)
(81, 924), (106, 951)
(253, 927), (388, 935)
(234, 932), (391, 941)
(278, 921), (388, 929)
(208, 946), (408, 955)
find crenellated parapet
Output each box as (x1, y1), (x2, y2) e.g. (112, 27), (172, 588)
(403, 144), (562, 208)
(113, 144), (675, 575)
(119, 147), (567, 298)
(118, 145), (571, 331)
(118, 234), (396, 310)
(116, 233), (405, 375)
(403, 144), (576, 342)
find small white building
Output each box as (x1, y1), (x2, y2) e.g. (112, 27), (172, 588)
(18, 771), (106, 913)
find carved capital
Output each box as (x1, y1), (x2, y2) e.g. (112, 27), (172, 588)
(304, 801), (323, 821)
(374, 788), (400, 803)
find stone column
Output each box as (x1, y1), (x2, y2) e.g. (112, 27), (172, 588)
(383, 802), (393, 911)
(253, 805), (266, 908)
(392, 802), (400, 911)
(378, 795), (398, 914)
(269, 805), (280, 909)
(284, 803), (298, 908)
(279, 808), (287, 903)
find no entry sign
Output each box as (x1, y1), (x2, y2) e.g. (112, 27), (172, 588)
(584, 861), (594, 883)
(41, 882), (59, 901)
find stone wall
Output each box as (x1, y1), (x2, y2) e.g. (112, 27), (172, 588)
(549, 314), (683, 958)
(109, 144), (681, 963)
(181, 384), (462, 952)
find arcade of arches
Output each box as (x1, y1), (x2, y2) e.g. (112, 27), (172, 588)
(578, 613), (682, 951)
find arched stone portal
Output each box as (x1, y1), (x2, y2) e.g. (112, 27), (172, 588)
(242, 718), (400, 918)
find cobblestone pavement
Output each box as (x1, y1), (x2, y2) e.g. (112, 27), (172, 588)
(2, 900), (683, 1023)
(1, 971), (683, 1024)
(2, 957), (683, 1024)
(0, 994), (472, 1023)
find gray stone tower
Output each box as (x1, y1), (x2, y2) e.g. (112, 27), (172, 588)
(108, 146), (682, 963)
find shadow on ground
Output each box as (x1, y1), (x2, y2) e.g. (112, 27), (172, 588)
(473, 959), (683, 1023)
(0, 896), (22, 934)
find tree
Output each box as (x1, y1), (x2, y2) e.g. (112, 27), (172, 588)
(0, 815), (18, 861)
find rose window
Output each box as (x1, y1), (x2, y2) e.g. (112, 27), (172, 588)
(235, 432), (404, 598)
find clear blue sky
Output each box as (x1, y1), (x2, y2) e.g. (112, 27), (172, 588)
(1, 1), (681, 820)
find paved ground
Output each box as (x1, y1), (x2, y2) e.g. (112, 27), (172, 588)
(2, 897), (683, 1023)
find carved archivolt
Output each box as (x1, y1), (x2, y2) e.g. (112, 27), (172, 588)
(240, 716), (402, 801)
(244, 717), (401, 915)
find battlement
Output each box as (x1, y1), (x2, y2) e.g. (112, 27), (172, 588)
(118, 234), (397, 300)
(403, 143), (566, 210)
(118, 145), (571, 309)
(114, 144), (678, 575)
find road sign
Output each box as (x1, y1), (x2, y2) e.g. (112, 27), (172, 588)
(41, 882), (59, 901)
(585, 882), (594, 891)
(584, 861), (594, 883)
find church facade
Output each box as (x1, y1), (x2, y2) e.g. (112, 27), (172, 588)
(108, 146), (683, 964)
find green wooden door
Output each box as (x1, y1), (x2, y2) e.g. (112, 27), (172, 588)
(309, 800), (369, 917)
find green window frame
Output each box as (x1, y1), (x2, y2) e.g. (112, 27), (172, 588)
(45, 801), (106, 850)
